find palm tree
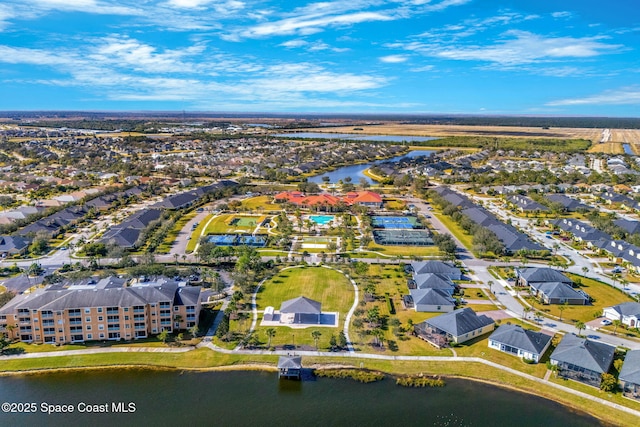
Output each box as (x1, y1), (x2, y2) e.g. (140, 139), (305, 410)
(266, 328), (276, 348)
(575, 320), (586, 336)
(311, 330), (322, 350)
(582, 266), (589, 275)
(612, 319), (622, 335)
(522, 306), (531, 321)
(487, 281), (494, 294)
(558, 302), (567, 321)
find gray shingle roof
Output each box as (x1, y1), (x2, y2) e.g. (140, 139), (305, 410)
(278, 355), (302, 369)
(411, 261), (461, 278)
(425, 307), (495, 337)
(533, 282), (589, 301)
(550, 334), (614, 374)
(620, 350), (640, 386)
(607, 302), (640, 317)
(280, 296), (321, 314)
(410, 288), (455, 306)
(489, 324), (551, 355)
(0, 278), (200, 314)
(518, 267), (572, 284)
(412, 273), (455, 290)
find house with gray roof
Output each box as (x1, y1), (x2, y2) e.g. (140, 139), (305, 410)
(408, 273), (457, 295)
(279, 296), (322, 324)
(603, 302), (640, 328)
(613, 218), (640, 235)
(409, 288), (456, 313)
(516, 267), (573, 287)
(620, 350), (640, 399)
(517, 267), (588, 305)
(508, 195), (548, 213)
(414, 307), (495, 347)
(546, 194), (592, 212)
(550, 334), (615, 387)
(0, 235), (30, 256)
(408, 261), (462, 280)
(488, 324), (552, 363)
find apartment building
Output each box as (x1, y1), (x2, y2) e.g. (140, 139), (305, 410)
(0, 277), (201, 344)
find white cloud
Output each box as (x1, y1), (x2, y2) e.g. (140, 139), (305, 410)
(379, 54), (409, 63)
(547, 87), (640, 106)
(409, 65), (434, 72)
(28, 0), (141, 16)
(401, 30), (622, 65)
(234, 11), (394, 39)
(89, 36), (206, 74)
(552, 11), (572, 19)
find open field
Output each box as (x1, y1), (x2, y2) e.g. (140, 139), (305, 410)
(588, 142), (625, 154)
(203, 214), (264, 235)
(256, 266), (353, 313)
(363, 243), (440, 257)
(240, 195), (281, 211)
(300, 124), (603, 141)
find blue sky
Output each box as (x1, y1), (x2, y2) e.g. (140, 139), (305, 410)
(0, 0), (639, 115)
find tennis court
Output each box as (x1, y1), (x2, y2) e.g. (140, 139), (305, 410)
(373, 229), (433, 246)
(207, 234), (268, 247)
(371, 215), (420, 229)
(229, 216), (261, 227)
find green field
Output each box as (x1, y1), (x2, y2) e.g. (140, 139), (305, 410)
(256, 266), (354, 315)
(203, 214), (264, 235)
(241, 195), (281, 211)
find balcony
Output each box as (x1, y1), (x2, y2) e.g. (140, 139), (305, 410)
(69, 321), (82, 326)
(108, 326), (120, 331)
(106, 310), (119, 315)
(133, 308), (145, 314)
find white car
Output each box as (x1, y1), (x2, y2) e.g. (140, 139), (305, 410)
(600, 319), (612, 326)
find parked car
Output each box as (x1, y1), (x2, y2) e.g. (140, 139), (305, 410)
(601, 319), (612, 326)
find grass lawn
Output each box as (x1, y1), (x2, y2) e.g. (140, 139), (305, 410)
(201, 213), (258, 235)
(241, 195), (281, 211)
(346, 264), (453, 355)
(256, 266), (353, 314)
(432, 212), (473, 250)
(364, 243), (440, 257)
(454, 334), (549, 378)
(253, 266), (355, 348)
(536, 274), (638, 323)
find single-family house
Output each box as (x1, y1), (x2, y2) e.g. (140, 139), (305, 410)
(488, 324), (552, 363)
(414, 307), (495, 347)
(407, 261), (462, 280)
(620, 350), (640, 399)
(409, 288), (456, 312)
(550, 334), (615, 387)
(603, 302), (640, 328)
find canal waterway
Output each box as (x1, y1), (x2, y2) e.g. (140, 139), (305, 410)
(309, 149), (435, 184)
(0, 369), (603, 427)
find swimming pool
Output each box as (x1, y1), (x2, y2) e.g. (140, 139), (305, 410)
(309, 215), (335, 225)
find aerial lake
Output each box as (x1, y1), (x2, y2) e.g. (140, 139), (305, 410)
(0, 369), (603, 427)
(309, 149), (435, 184)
